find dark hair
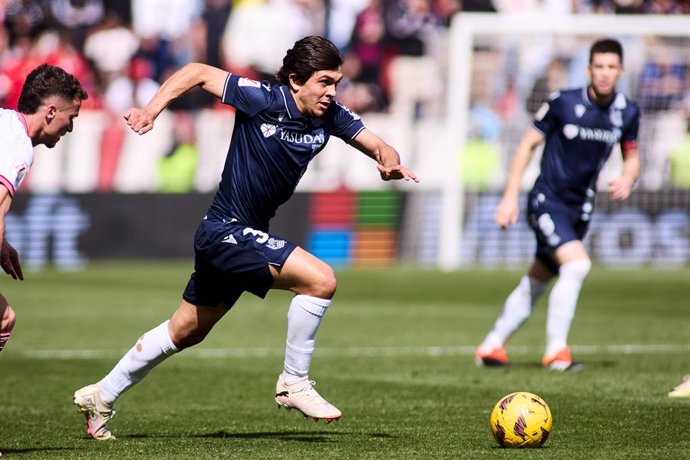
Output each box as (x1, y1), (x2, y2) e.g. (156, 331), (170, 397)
(276, 36), (343, 85)
(589, 38), (623, 64)
(17, 64), (88, 113)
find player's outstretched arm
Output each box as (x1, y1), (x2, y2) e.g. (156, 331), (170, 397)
(350, 129), (420, 183)
(609, 144), (640, 201)
(495, 127), (544, 229)
(123, 63), (229, 135)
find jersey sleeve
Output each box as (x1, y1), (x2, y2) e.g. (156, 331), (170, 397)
(220, 73), (273, 116)
(621, 102), (640, 146)
(531, 91), (562, 137)
(330, 101), (365, 142)
(0, 134), (30, 197)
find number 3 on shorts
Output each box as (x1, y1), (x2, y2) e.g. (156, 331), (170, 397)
(242, 227), (269, 243)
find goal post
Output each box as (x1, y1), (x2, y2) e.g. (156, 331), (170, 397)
(440, 13), (690, 269)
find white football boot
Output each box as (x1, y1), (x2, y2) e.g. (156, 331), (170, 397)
(275, 376), (342, 422)
(73, 384), (116, 440)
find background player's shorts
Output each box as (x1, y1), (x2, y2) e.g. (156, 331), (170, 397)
(183, 217), (297, 308)
(527, 190), (591, 274)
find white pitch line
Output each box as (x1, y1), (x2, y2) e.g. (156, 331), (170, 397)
(19, 343), (690, 360)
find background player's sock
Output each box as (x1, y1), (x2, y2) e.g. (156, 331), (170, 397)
(0, 331), (11, 352)
(480, 275), (549, 350)
(281, 295), (331, 385)
(545, 259), (591, 356)
(98, 320), (179, 404)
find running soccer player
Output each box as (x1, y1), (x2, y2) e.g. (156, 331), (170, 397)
(74, 36), (419, 440)
(475, 38), (640, 371)
(0, 64), (87, 353)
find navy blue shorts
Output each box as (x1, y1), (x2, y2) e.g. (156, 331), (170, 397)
(527, 190), (591, 274)
(182, 217), (297, 308)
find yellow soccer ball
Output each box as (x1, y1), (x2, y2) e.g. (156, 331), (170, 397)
(489, 392), (553, 448)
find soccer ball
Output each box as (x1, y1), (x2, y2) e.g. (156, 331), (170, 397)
(489, 392), (553, 448)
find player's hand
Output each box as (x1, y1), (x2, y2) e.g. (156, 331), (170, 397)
(608, 176), (634, 201)
(377, 164), (420, 182)
(495, 198), (519, 229)
(123, 108), (155, 135)
(0, 241), (23, 281)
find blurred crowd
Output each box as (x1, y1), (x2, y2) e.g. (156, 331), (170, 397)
(1, 0), (689, 193)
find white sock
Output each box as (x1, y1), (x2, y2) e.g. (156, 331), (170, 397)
(545, 259), (591, 357)
(98, 320), (179, 404)
(481, 275), (549, 350)
(281, 294), (331, 385)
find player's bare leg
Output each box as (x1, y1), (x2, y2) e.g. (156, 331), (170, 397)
(270, 247), (342, 422)
(0, 293), (16, 352)
(542, 241), (590, 371)
(476, 260), (553, 367)
(75, 299), (228, 439)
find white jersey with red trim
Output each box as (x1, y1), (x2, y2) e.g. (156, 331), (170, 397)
(0, 108), (33, 196)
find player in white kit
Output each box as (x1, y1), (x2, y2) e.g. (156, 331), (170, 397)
(0, 64), (88, 353)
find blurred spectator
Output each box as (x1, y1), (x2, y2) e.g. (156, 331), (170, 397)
(3, 0), (49, 45)
(339, 0), (389, 112)
(525, 56), (569, 114)
(200, 0), (231, 69)
(47, 0), (104, 52)
(158, 112), (198, 193)
(637, 40), (686, 190)
(0, 34), (44, 108)
(83, 11), (139, 87)
(384, 0), (443, 121)
(644, 0), (684, 14)
(325, 0), (368, 51)
(222, 0), (324, 83)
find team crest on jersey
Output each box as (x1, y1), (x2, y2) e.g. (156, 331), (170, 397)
(266, 237), (285, 250)
(574, 104), (586, 118)
(261, 123), (277, 138)
(238, 77), (261, 88)
(609, 110), (623, 127)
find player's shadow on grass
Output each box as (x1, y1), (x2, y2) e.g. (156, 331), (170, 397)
(485, 360), (617, 370)
(125, 431), (397, 443)
(197, 431), (396, 442)
(1, 447), (77, 455)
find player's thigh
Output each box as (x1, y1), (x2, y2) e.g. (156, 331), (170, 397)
(269, 247), (336, 298)
(553, 240), (589, 266)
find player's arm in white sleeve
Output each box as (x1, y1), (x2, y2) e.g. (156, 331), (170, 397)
(608, 141), (640, 201)
(0, 186), (23, 280)
(124, 63), (229, 135)
(349, 129), (419, 183)
(495, 126), (545, 229)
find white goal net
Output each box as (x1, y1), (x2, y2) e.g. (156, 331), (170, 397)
(428, 13), (690, 269)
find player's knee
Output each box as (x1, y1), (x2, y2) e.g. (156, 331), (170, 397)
(169, 319), (210, 350)
(559, 259), (591, 282)
(1, 306), (16, 331)
(310, 266), (337, 299)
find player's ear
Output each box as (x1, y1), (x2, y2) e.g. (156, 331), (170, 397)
(288, 74), (302, 92)
(46, 104), (57, 121)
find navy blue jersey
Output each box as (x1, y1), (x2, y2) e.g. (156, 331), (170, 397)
(531, 87), (640, 205)
(206, 74), (365, 231)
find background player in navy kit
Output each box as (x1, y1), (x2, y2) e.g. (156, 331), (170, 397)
(74, 36), (419, 440)
(475, 38), (640, 371)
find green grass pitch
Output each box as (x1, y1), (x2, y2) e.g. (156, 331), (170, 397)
(1, 262), (689, 459)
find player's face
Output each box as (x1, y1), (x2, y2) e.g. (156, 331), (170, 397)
(40, 96), (82, 148)
(588, 52), (623, 99)
(291, 69), (343, 118)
